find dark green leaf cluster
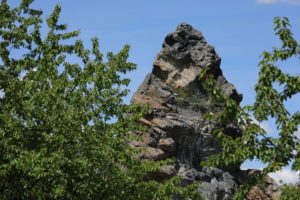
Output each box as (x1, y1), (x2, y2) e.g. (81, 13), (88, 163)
(199, 17), (300, 199)
(0, 1), (200, 199)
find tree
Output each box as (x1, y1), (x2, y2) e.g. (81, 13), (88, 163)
(200, 17), (300, 199)
(280, 184), (300, 200)
(0, 1), (200, 199)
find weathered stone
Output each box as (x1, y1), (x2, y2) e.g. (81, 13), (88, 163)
(131, 23), (278, 199)
(131, 23), (242, 199)
(160, 165), (177, 177)
(261, 175), (282, 200)
(241, 170), (282, 200)
(158, 138), (176, 153)
(130, 132), (156, 147)
(247, 186), (271, 200)
(139, 147), (168, 161)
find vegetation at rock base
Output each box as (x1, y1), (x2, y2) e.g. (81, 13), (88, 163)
(0, 0), (201, 199)
(200, 17), (300, 199)
(280, 184), (300, 200)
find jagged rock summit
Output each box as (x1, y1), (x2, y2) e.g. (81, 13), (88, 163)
(131, 23), (243, 200)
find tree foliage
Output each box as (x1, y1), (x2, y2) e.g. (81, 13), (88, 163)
(200, 17), (300, 199)
(280, 184), (300, 200)
(0, 1), (200, 199)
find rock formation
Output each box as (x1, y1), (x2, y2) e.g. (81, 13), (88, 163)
(130, 23), (279, 200)
(246, 174), (281, 200)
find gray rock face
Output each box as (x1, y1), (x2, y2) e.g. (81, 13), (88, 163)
(131, 24), (243, 199)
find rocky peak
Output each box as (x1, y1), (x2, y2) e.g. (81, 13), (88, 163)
(152, 23), (242, 104)
(130, 24), (277, 200)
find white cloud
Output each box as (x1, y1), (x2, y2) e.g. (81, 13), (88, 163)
(268, 169), (300, 185)
(242, 165), (299, 185)
(256, 0), (300, 5)
(0, 90), (4, 98)
(282, 0), (300, 5)
(260, 122), (272, 134)
(251, 117), (272, 134)
(294, 129), (300, 139)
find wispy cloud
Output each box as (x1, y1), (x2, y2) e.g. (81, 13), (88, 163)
(294, 129), (300, 139)
(268, 169), (300, 184)
(257, 0), (278, 4)
(242, 165), (299, 185)
(283, 0), (300, 5)
(251, 117), (272, 134)
(256, 0), (300, 5)
(0, 90), (4, 99)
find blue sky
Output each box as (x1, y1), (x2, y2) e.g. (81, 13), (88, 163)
(4, 0), (300, 183)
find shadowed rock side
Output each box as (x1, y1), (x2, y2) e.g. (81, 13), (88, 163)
(130, 24), (276, 200)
